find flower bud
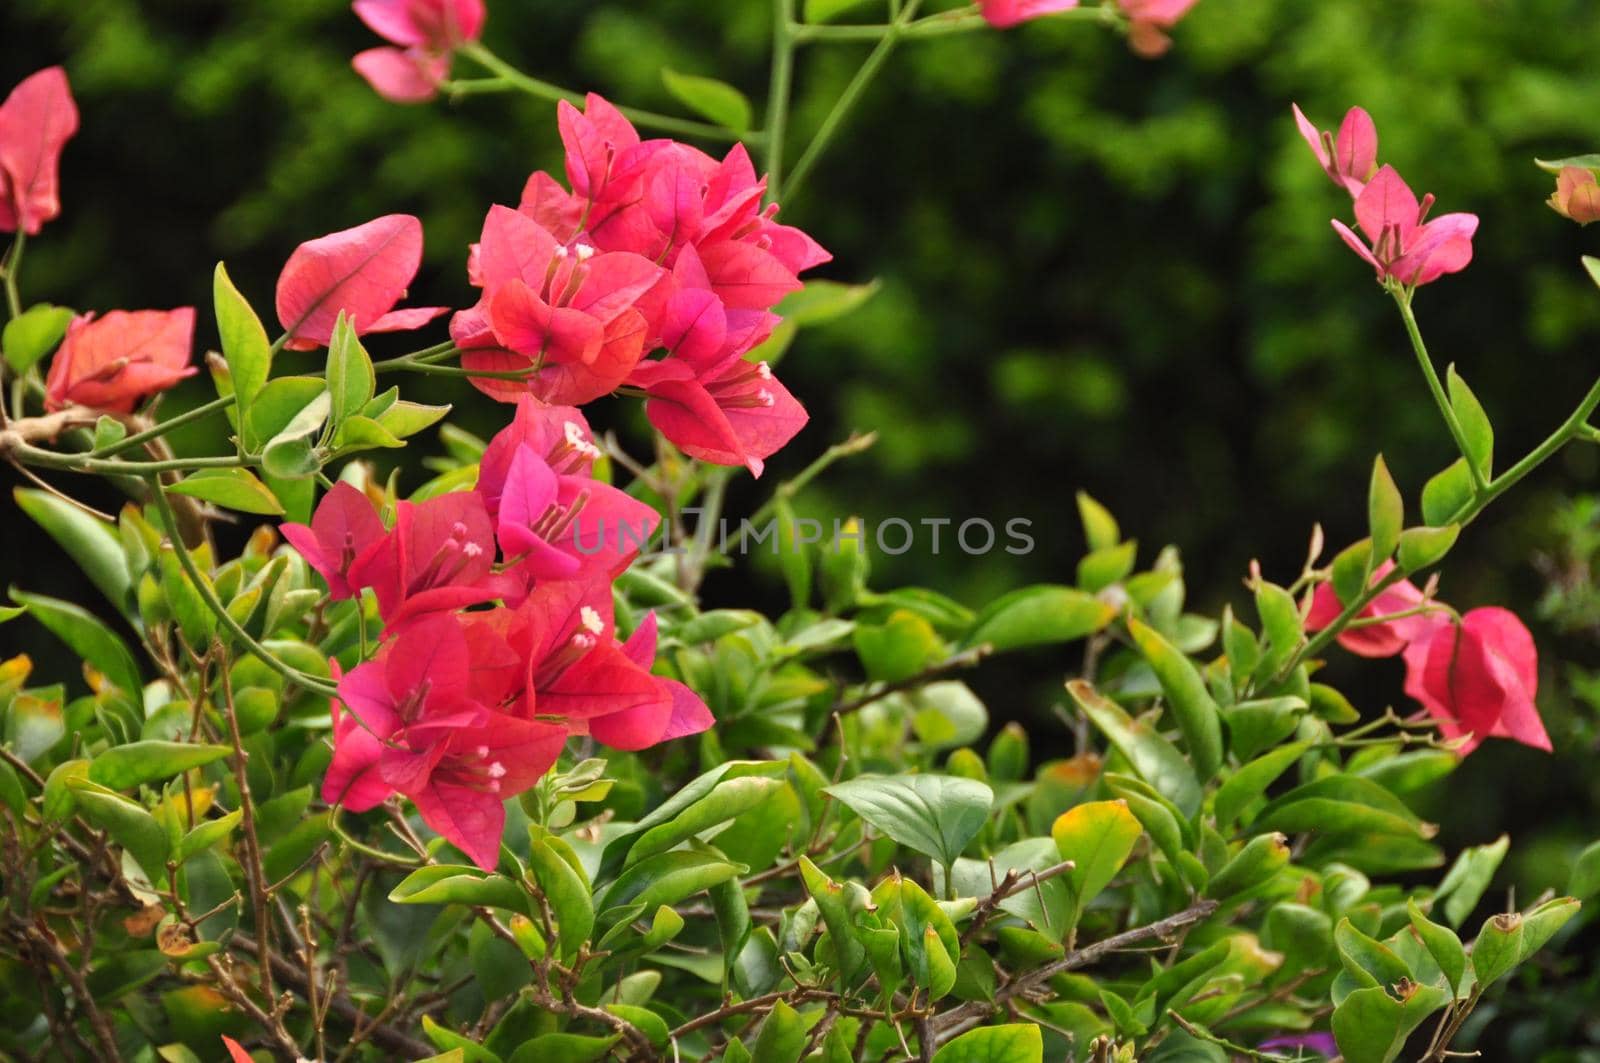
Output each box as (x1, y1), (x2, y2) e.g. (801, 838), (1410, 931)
(1548, 166), (1600, 225)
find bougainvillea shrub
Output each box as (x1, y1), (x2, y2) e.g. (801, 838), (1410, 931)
(2, 2), (1599, 1061)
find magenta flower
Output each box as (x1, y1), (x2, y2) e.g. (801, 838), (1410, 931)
(978, 0), (1079, 29)
(351, 0), (484, 103)
(1305, 561), (1434, 659)
(323, 614), (564, 870)
(452, 205), (663, 405)
(280, 482), (387, 600)
(476, 397), (601, 500)
(43, 309), (196, 413)
(343, 491), (504, 627)
(275, 214), (449, 351)
(1402, 607), (1551, 755)
(1331, 165), (1478, 287)
(0, 67), (78, 236)
(1117, 0), (1200, 57)
(1292, 103), (1378, 197)
(611, 612), (715, 748)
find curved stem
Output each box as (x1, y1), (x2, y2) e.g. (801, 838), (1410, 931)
(458, 43), (744, 143)
(784, 24), (903, 201)
(13, 441), (246, 475)
(91, 394), (238, 457)
(147, 476), (339, 695)
(1394, 289), (1487, 492)
(2, 230), (24, 320)
(765, 0), (798, 201)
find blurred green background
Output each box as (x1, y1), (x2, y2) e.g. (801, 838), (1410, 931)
(6, 0), (1600, 1053)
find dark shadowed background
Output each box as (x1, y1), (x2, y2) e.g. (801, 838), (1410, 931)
(6, 0), (1600, 1052)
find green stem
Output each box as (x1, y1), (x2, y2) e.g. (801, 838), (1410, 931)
(784, 22), (904, 201)
(147, 477), (339, 696)
(1394, 289), (1487, 493)
(12, 441), (246, 476)
(458, 43), (744, 143)
(765, 0), (798, 201)
(722, 431), (877, 554)
(2, 230), (23, 320)
(375, 360), (537, 381)
(92, 394), (238, 457)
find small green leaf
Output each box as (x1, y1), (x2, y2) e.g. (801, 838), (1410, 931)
(1406, 898), (1466, 994)
(68, 778), (170, 884)
(12, 589), (142, 695)
(166, 468), (285, 516)
(377, 399), (451, 439)
(1067, 679), (1202, 817)
(1330, 539), (1374, 606)
(1437, 834), (1509, 927)
(1051, 799), (1142, 933)
(1077, 541), (1137, 592)
(1205, 832), (1290, 899)
(245, 375), (324, 453)
(1368, 456), (1403, 559)
(931, 1024), (1043, 1063)
(261, 389), (331, 480)
(749, 999), (806, 1063)
(3, 303), (75, 372)
(1127, 618), (1224, 779)
(854, 609), (945, 682)
(776, 279), (879, 327)
(213, 263), (272, 412)
(529, 832), (595, 961)
(15, 487), (132, 617)
(325, 312), (375, 427)
(1471, 912), (1523, 987)
(90, 741), (232, 790)
(823, 773), (993, 867)
(1253, 581), (1304, 678)
(1421, 459), (1475, 526)
(626, 776), (784, 866)
(1397, 524), (1459, 572)
(963, 585), (1115, 653)
(1332, 981), (1450, 1063)
(1584, 255), (1600, 291)
(662, 69), (752, 133)
(388, 866), (530, 915)
(1536, 153), (1600, 173)
(1446, 366), (1493, 479)
(1568, 840), (1600, 899)
(599, 850), (742, 917)
(1076, 491), (1120, 551)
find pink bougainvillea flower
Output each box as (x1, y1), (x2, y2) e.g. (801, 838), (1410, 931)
(454, 204), (663, 404)
(1548, 166), (1600, 225)
(42, 308), (196, 413)
(343, 490), (504, 626)
(1331, 165), (1478, 287)
(612, 612), (715, 747)
(1402, 607), (1551, 755)
(978, 0), (1079, 28)
(280, 482), (386, 600)
(0, 67), (78, 236)
(505, 578), (668, 739)
(1292, 104), (1378, 197)
(323, 615), (564, 870)
(275, 214), (448, 351)
(477, 398), (601, 510)
(1117, 0), (1200, 57)
(1305, 561), (1436, 659)
(350, 0), (484, 103)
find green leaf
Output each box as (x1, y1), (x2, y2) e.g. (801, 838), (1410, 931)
(261, 389), (330, 480)
(599, 761), (785, 877)
(964, 585), (1116, 653)
(1471, 912), (1523, 987)
(90, 741), (232, 790)
(158, 545), (218, 649)
(873, 872), (960, 997)
(1368, 456), (1403, 559)
(3, 303), (75, 372)
(1436, 834), (1509, 927)
(68, 778), (170, 884)
(1536, 153), (1600, 173)
(1329, 539), (1374, 606)
(5, 692), (62, 764)
(422, 1015), (503, 1063)
(245, 375), (323, 453)
(1517, 895), (1581, 960)
(823, 773), (993, 866)
(776, 279), (879, 327)
(176, 809), (242, 863)
(388, 866), (530, 915)
(627, 775), (784, 866)
(331, 414), (403, 454)
(748, 999), (806, 1063)
(1051, 799), (1142, 933)
(1446, 366), (1493, 479)
(1077, 541), (1137, 592)
(12, 589), (142, 695)
(377, 399), (451, 439)
(1126, 619), (1224, 779)
(1406, 899), (1466, 994)
(1076, 491), (1120, 551)
(15, 487), (132, 616)
(798, 856), (869, 985)
(1568, 839), (1600, 899)
(325, 312), (375, 427)
(599, 850), (742, 917)
(213, 263), (271, 412)
(166, 468), (285, 516)
(529, 832), (595, 961)
(1397, 524), (1459, 573)
(1335, 917), (1412, 988)
(1332, 981), (1450, 1063)
(1253, 581), (1304, 678)
(854, 609), (945, 681)
(1067, 679), (1202, 817)
(662, 69), (752, 133)
(1421, 459), (1474, 527)
(931, 1024), (1043, 1063)
(1256, 776), (1430, 839)
(1205, 832), (1290, 899)
(1585, 255), (1600, 291)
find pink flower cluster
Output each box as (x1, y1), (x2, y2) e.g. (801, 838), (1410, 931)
(978, 0), (1200, 56)
(1294, 104), (1477, 288)
(352, 0), (485, 103)
(453, 94), (827, 475)
(288, 401), (712, 869)
(1307, 563), (1550, 755)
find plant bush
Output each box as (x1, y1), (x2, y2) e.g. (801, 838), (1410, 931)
(1, 3), (1598, 1062)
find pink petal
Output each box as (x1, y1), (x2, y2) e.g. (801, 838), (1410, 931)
(222, 1036), (255, 1063)
(477, 205), (561, 290)
(366, 304), (450, 334)
(621, 613), (660, 668)
(697, 240), (802, 311)
(1331, 219), (1381, 277)
(351, 47), (448, 104)
(0, 67), (78, 236)
(518, 170), (585, 241)
(570, 251), (665, 325)
(1335, 107), (1378, 188)
(275, 214), (425, 348)
(1291, 103), (1331, 170)
(43, 308), (196, 413)
(1353, 165), (1419, 247)
(410, 779), (506, 871)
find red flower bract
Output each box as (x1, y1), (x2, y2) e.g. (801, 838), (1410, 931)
(978, 0), (1079, 29)
(280, 482), (387, 600)
(43, 308), (197, 413)
(350, 0), (484, 103)
(0, 66), (78, 236)
(275, 214), (448, 351)
(1402, 607), (1550, 755)
(1305, 561), (1433, 659)
(1331, 165), (1478, 288)
(1293, 103), (1378, 198)
(343, 491), (504, 628)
